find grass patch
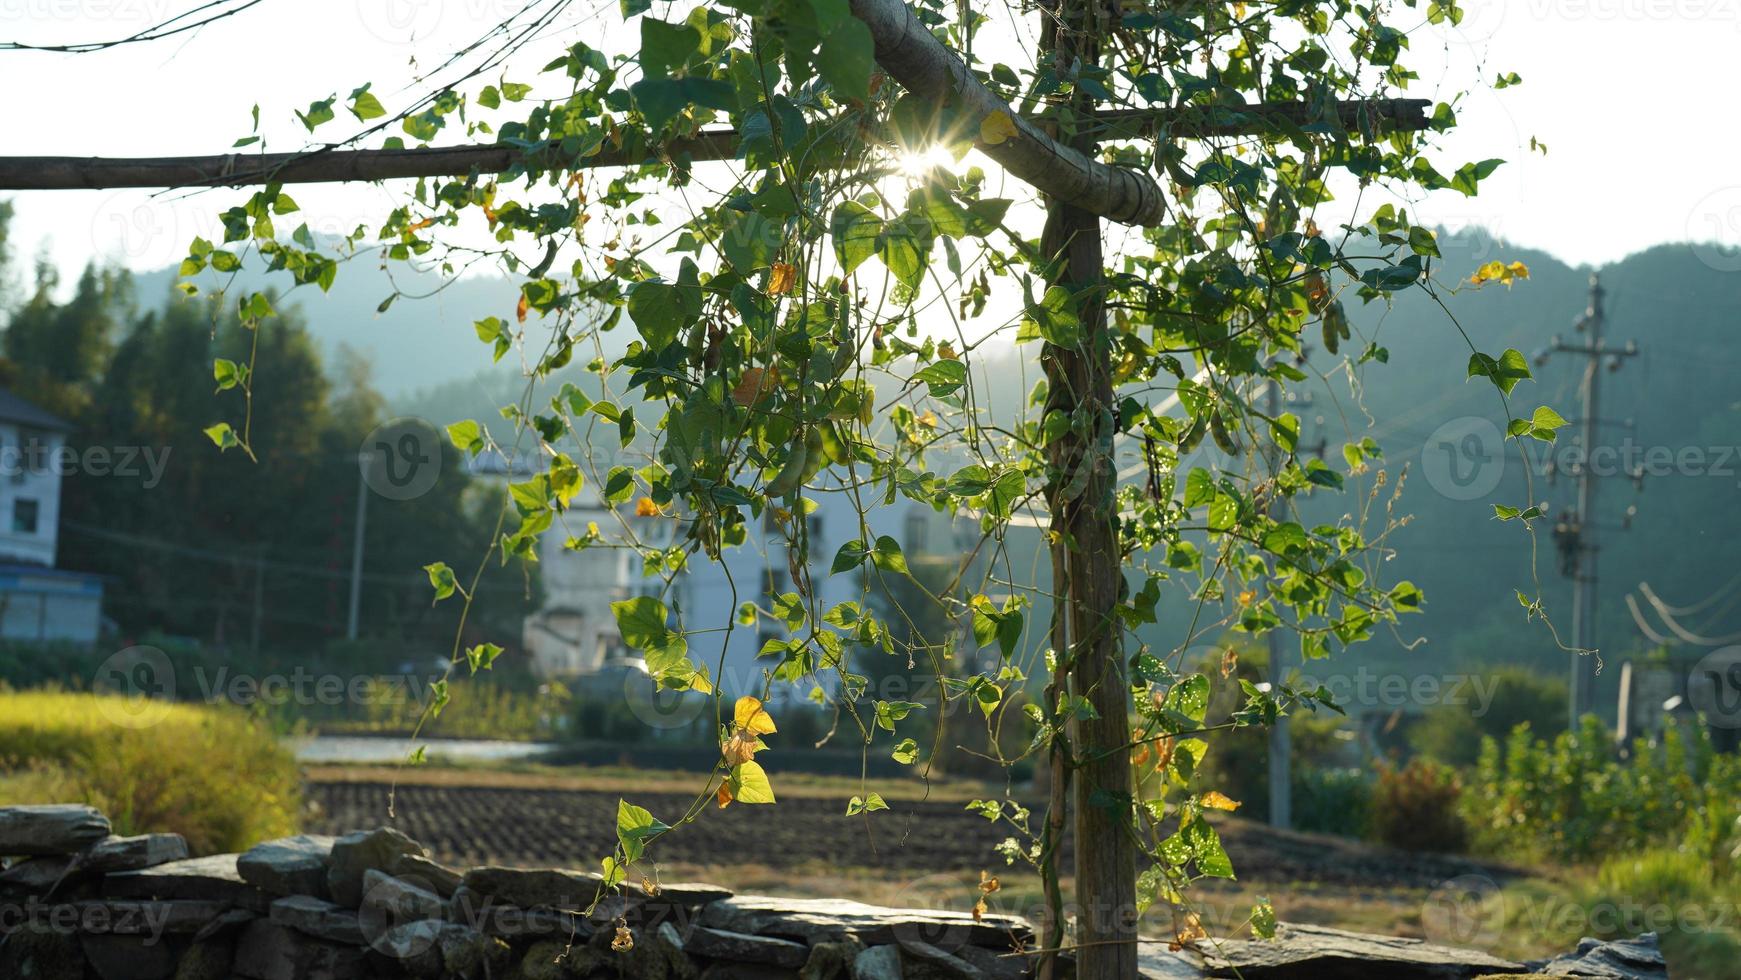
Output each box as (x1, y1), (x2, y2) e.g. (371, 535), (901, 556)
(0, 688), (300, 854)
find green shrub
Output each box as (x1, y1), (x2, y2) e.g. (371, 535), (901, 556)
(0, 689), (300, 854)
(1408, 666), (1566, 766)
(1292, 766), (1373, 839)
(1370, 757), (1467, 852)
(1464, 715), (1739, 864)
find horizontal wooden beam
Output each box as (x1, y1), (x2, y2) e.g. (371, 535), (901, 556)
(0, 99), (1429, 194)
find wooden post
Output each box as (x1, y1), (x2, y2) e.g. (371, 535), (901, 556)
(1039, 0), (1136, 975)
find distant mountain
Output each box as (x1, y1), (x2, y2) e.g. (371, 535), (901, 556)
(122, 232), (1741, 716)
(130, 249), (583, 400)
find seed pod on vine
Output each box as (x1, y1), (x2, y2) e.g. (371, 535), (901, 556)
(1178, 415), (1207, 455)
(1209, 413), (1240, 456)
(765, 436), (810, 497)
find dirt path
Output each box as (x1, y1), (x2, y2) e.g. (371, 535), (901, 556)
(305, 774), (1520, 891)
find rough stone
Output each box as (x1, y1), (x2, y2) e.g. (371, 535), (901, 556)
(81, 833), (189, 873)
(0, 805), (111, 856)
(232, 919), (368, 980)
(238, 834), (335, 898)
(386, 851), (463, 898)
(702, 965), (805, 980)
(1195, 922), (1526, 979)
(0, 924), (89, 978)
(373, 919), (445, 978)
(104, 853), (272, 912)
(517, 938), (601, 980)
(1139, 945), (1211, 979)
(463, 865), (729, 925)
(190, 906), (256, 943)
(702, 895), (1031, 950)
(451, 882), (594, 942)
(71, 898), (232, 934)
(436, 920), (512, 979)
(79, 933), (181, 980)
(0, 854), (79, 893)
(1537, 933), (1667, 979)
(360, 867), (445, 922)
(801, 939), (863, 980)
(897, 938), (989, 980)
(685, 924), (812, 968)
(173, 933), (238, 980)
(852, 945), (903, 980)
(460, 865), (602, 911)
(325, 827), (427, 908)
(953, 943), (1031, 980)
(270, 894), (366, 945)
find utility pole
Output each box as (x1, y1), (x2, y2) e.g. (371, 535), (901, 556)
(1264, 370), (1324, 831)
(347, 453), (370, 641)
(1538, 274), (1638, 730)
(1264, 375), (1291, 831)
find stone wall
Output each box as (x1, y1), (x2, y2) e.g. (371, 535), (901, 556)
(0, 804), (1668, 979)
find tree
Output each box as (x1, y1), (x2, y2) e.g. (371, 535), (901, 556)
(16, 0), (1549, 974)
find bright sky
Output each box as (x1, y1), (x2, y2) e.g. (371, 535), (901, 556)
(3, 0), (1740, 287)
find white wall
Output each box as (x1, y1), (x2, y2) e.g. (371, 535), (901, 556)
(0, 423), (63, 568)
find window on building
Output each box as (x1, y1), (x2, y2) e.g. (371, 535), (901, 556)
(12, 498), (38, 535)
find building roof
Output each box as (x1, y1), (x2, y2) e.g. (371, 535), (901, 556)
(0, 389), (73, 432)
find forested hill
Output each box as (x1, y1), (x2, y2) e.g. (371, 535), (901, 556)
(120, 230), (1740, 705)
(130, 256), (548, 399)
(1230, 233), (1740, 706)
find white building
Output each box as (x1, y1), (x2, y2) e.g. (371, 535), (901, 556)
(522, 492), (969, 705)
(0, 390), (104, 644)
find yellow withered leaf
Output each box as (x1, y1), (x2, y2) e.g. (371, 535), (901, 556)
(734, 696), (777, 735)
(1469, 259), (1531, 289)
(769, 262), (797, 296)
(1201, 791), (1241, 812)
(716, 782), (733, 808)
(979, 870), (1000, 895)
(979, 111), (1020, 146)
(721, 730), (764, 766)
